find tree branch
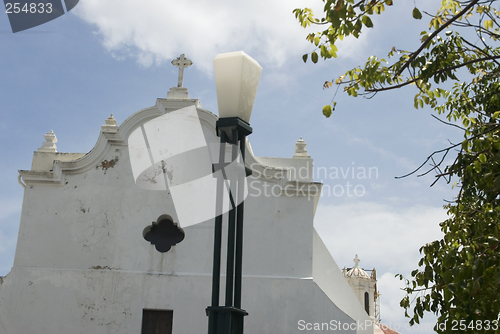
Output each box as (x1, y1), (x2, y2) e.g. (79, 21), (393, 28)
(365, 78), (419, 93)
(396, 124), (500, 180)
(431, 114), (466, 131)
(394, 0), (481, 78)
(433, 55), (500, 75)
(395, 142), (462, 179)
(366, 55), (500, 94)
(460, 37), (500, 67)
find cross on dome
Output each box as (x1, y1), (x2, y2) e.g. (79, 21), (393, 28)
(171, 54), (193, 88)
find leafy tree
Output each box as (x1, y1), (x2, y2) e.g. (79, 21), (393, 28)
(294, 0), (500, 332)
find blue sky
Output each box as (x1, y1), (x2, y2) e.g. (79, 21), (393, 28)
(1, 0), (462, 332)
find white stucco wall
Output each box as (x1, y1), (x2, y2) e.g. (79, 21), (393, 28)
(1, 267), (364, 334)
(0, 97), (370, 334)
(312, 231), (373, 333)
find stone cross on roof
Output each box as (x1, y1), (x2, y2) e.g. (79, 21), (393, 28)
(171, 54), (192, 88)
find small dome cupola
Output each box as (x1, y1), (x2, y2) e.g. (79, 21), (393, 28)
(345, 254), (370, 279)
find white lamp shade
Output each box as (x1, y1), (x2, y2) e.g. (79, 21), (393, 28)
(214, 51), (262, 123)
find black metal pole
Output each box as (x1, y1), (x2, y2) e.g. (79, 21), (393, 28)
(208, 131), (227, 334)
(225, 128), (239, 309)
(233, 134), (247, 334)
(234, 135), (246, 309)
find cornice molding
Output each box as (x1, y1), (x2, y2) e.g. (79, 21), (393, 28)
(19, 98), (316, 194)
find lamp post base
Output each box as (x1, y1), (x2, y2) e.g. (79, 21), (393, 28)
(206, 306), (248, 334)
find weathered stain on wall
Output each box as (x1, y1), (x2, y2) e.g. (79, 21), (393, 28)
(96, 157), (119, 174)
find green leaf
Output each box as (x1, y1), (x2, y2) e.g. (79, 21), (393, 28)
(302, 54), (308, 63)
(443, 270), (452, 283)
(462, 118), (470, 127)
(412, 7), (422, 20)
(314, 36), (320, 46)
(479, 153), (487, 163)
(361, 15), (373, 28)
(493, 176), (500, 192)
(472, 280), (480, 294)
(322, 104), (332, 117)
(432, 18), (439, 29)
(474, 160), (481, 172)
(311, 52), (319, 64)
(484, 20), (494, 30)
(462, 140), (469, 151)
(484, 172), (494, 184)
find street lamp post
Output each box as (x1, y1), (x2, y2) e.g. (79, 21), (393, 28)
(206, 51), (262, 334)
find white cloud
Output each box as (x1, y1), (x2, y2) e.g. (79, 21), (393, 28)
(0, 198), (21, 222)
(314, 200), (446, 332)
(73, 0), (371, 73)
(349, 136), (417, 171)
(320, 121), (420, 173)
(0, 228), (17, 276)
(0, 231), (16, 260)
(314, 201), (446, 273)
(376, 273), (407, 324)
(0, 197), (22, 276)
(377, 272), (437, 333)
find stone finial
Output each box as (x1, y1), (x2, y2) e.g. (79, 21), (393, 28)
(293, 137), (310, 159)
(353, 254), (360, 268)
(102, 114), (118, 132)
(37, 130), (58, 152)
(167, 54), (192, 99)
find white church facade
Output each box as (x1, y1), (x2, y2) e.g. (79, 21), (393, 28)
(0, 54), (377, 334)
